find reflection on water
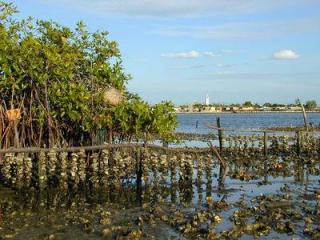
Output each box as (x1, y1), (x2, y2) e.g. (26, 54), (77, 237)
(1, 155), (319, 239)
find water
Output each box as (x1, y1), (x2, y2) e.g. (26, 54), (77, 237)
(1, 154), (319, 239)
(177, 112), (320, 134)
(1, 113), (320, 239)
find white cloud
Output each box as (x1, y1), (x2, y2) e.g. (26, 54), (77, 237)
(48, 0), (319, 17)
(203, 51), (218, 57)
(152, 16), (320, 40)
(161, 50), (218, 59)
(217, 63), (237, 68)
(154, 22), (266, 39)
(273, 49), (299, 60)
(221, 49), (236, 54)
(171, 64), (206, 69)
(161, 50), (200, 58)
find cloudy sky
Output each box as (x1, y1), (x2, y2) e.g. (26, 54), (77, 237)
(13, 0), (320, 104)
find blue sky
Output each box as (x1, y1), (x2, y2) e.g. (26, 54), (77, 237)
(12, 0), (320, 105)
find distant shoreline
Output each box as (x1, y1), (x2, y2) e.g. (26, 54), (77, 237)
(176, 111), (320, 114)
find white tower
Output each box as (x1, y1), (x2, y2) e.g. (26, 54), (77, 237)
(205, 94), (210, 105)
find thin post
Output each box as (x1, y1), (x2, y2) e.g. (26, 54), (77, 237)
(108, 128), (113, 144)
(263, 131), (268, 157)
(208, 141), (227, 191)
(216, 117), (223, 155)
(296, 131), (301, 156)
(14, 121), (20, 148)
(135, 147), (143, 205)
(299, 102), (309, 131)
(162, 140), (168, 148)
(214, 117), (225, 190)
(296, 98), (308, 131)
(136, 147), (142, 185)
(263, 131), (268, 183)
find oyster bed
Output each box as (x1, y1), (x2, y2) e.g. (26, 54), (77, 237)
(0, 155), (319, 240)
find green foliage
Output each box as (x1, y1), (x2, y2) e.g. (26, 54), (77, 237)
(150, 101), (177, 142)
(253, 103), (261, 108)
(243, 101), (253, 107)
(192, 103), (205, 112)
(305, 100), (317, 110)
(114, 96), (177, 142)
(0, 1), (177, 147)
(263, 102), (272, 107)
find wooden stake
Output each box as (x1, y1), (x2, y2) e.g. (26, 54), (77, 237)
(208, 141), (227, 190)
(296, 131), (301, 156)
(263, 131), (268, 157)
(216, 117), (223, 155)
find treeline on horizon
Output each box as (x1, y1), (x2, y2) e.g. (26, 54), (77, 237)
(179, 99), (318, 111)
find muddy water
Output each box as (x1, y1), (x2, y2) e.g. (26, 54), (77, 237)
(0, 156), (319, 239)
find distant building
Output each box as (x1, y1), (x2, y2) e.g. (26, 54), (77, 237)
(173, 107), (181, 112)
(215, 107), (223, 112)
(288, 106), (301, 111)
(204, 106), (216, 112)
(205, 94), (210, 106)
(241, 106), (254, 111)
(274, 106), (286, 111)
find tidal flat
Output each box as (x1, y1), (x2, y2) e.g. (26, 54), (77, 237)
(1, 155), (319, 240)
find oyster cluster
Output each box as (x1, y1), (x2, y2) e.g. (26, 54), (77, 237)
(0, 147), (320, 240)
(1, 135), (319, 193)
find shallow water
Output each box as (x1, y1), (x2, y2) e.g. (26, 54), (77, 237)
(177, 112), (320, 134)
(1, 155), (319, 239)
